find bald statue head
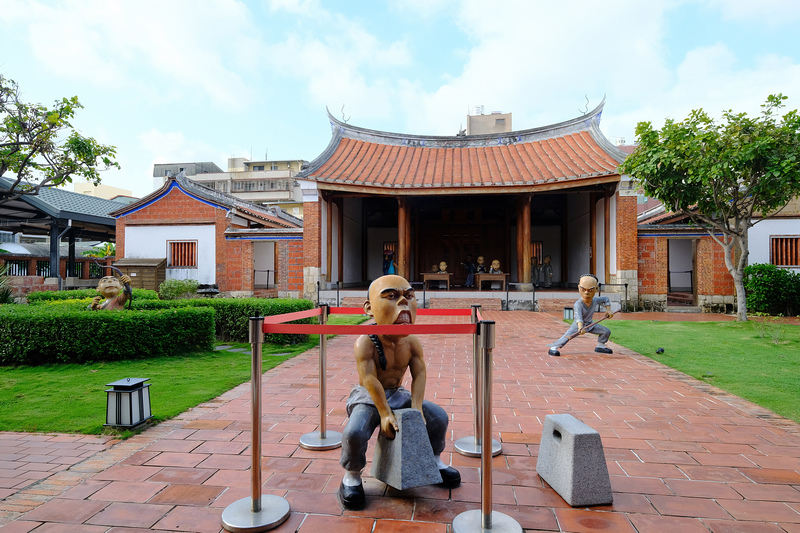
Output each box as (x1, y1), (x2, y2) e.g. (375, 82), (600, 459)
(96, 276), (123, 299)
(365, 275), (417, 329)
(578, 274), (599, 306)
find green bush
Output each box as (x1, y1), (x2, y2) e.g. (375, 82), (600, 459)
(159, 278), (200, 300)
(744, 263), (800, 315)
(0, 305), (215, 365)
(27, 286), (159, 303)
(133, 297), (315, 344)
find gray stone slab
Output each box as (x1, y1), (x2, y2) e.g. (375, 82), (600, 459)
(370, 408), (442, 490)
(535, 413), (613, 507)
(214, 345), (233, 351)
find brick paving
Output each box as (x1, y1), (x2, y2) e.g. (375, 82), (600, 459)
(2, 310), (800, 532)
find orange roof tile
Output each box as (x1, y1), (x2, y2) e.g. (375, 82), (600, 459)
(298, 100), (628, 194)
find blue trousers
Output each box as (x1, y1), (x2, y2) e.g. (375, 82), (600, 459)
(340, 398), (449, 472)
(549, 322), (611, 349)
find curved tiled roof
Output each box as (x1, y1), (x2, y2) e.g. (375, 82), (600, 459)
(110, 173), (302, 229)
(297, 100), (628, 194)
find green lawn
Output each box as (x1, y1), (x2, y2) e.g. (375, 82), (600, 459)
(0, 314), (368, 435)
(609, 319), (800, 423)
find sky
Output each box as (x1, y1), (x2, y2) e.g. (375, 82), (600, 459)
(2, 0), (799, 198)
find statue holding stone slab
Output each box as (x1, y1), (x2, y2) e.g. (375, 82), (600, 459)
(338, 274), (460, 510)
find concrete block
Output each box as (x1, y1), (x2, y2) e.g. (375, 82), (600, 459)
(371, 408), (442, 490)
(536, 414), (613, 507)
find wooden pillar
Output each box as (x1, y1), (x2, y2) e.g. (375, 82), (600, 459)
(604, 189), (611, 284)
(516, 195), (532, 283)
(398, 197), (411, 279)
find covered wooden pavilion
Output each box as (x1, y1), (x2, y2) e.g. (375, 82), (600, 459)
(296, 101), (638, 303)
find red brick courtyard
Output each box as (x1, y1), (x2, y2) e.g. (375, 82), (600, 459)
(2, 311), (800, 532)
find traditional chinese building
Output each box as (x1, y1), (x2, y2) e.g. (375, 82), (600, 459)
(296, 100), (638, 307)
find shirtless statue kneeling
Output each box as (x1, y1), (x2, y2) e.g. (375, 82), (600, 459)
(339, 275), (460, 510)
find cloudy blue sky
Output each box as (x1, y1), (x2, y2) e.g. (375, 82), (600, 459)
(2, 0), (799, 197)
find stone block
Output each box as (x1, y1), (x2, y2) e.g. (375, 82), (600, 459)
(536, 414), (613, 507)
(371, 408), (442, 490)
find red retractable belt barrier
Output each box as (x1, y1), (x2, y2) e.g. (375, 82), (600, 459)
(262, 306), (476, 335)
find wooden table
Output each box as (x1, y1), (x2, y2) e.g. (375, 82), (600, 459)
(474, 272), (508, 291)
(421, 272), (453, 290)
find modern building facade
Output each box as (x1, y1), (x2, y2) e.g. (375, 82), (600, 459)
(153, 157), (306, 218)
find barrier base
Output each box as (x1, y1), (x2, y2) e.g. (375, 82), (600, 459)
(221, 495), (290, 532)
(452, 510), (522, 533)
(454, 437), (502, 458)
(299, 430), (343, 450)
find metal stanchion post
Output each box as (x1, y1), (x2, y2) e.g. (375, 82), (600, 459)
(455, 306), (502, 458)
(453, 321), (521, 533)
(221, 317), (290, 532)
(300, 305), (343, 450)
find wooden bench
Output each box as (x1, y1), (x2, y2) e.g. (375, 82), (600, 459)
(474, 272), (508, 291)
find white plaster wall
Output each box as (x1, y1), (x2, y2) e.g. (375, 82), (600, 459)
(125, 225), (216, 284)
(343, 197), (363, 283)
(668, 239), (694, 291)
(595, 197), (605, 283)
(253, 241), (275, 287)
(567, 194), (591, 282)
(749, 219), (800, 273)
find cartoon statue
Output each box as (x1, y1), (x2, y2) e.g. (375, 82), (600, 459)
(475, 255), (488, 273)
(547, 274), (614, 357)
(461, 254), (476, 287)
(531, 256), (541, 287)
(430, 264), (439, 273)
(542, 254), (553, 288)
(382, 249), (397, 276)
(338, 275), (460, 510)
(437, 261), (448, 274)
(89, 274), (132, 310)
(488, 259), (502, 289)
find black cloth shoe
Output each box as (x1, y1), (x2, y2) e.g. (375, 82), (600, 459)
(594, 346), (613, 354)
(437, 466), (461, 488)
(338, 481), (366, 510)
(548, 347), (561, 357)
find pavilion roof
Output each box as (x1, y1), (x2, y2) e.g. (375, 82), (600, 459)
(297, 100), (628, 195)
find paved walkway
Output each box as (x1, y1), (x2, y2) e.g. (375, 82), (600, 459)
(2, 311), (800, 532)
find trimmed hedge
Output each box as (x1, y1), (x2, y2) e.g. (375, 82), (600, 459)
(132, 297), (316, 344)
(0, 305), (215, 365)
(28, 287), (160, 303)
(744, 263), (800, 316)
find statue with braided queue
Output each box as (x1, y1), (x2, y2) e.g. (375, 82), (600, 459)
(338, 274), (460, 510)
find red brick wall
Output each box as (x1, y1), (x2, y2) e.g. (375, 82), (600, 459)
(122, 188), (218, 224)
(303, 200), (321, 268)
(697, 237), (735, 296)
(287, 239), (304, 292)
(616, 195), (638, 271)
(637, 236), (668, 295)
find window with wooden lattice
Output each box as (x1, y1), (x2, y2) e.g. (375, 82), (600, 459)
(771, 236), (800, 267)
(168, 241), (198, 268)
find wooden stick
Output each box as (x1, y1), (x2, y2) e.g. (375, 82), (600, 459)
(567, 310), (618, 341)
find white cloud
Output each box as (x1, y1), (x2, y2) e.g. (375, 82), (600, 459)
(704, 0), (800, 24)
(5, 0), (262, 111)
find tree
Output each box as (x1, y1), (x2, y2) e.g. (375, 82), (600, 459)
(0, 75), (119, 205)
(619, 94), (800, 321)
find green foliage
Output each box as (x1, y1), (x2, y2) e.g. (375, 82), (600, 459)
(0, 75), (120, 204)
(27, 286), (159, 303)
(0, 262), (12, 304)
(134, 297), (316, 344)
(618, 94), (800, 321)
(0, 305), (215, 365)
(744, 263), (800, 315)
(158, 278), (199, 300)
(81, 242), (115, 258)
